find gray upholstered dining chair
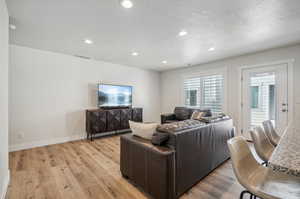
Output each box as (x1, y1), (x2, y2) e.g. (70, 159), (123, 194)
(262, 120), (281, 147)
(250, 126), (275, 165)
(227, 136), (300, 199)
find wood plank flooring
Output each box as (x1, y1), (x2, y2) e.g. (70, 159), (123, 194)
(7, 135), (244, 199)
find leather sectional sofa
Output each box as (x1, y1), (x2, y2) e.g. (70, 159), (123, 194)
(120, 112), (235, 199)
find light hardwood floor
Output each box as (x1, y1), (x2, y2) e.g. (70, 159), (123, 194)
(7, 135), (244, 199)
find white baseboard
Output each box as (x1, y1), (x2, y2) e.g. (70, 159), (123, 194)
(9, 135), (85, 152)
(9, 130), (130, 152)
(0, 170), (10, 199)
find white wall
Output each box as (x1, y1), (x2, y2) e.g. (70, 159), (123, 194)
(8, 40), (300, 152)
(161, 44), (300, 132)
(0, 0), (9, 198)
(9, 45), (161, 151)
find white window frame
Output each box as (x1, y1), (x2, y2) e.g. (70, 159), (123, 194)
(181, 67), (228, 113)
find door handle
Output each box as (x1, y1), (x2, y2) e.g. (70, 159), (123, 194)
(281, 109), (288, 112)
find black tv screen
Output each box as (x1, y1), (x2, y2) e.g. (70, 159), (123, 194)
(98, 84), (132, 107)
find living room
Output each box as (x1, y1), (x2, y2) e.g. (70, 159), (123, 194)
(1, 0), (300, 199)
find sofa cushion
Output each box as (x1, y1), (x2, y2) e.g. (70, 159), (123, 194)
(174, 107), (190, 120)
(129, 121), (158, 140)
(157, 119), (204, 133)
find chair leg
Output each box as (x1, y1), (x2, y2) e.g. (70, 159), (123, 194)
(240, 190), (253, 199)
(240, 191), (245, 199)
(251, 195), (257, 199)
(240, 190), (254, 199)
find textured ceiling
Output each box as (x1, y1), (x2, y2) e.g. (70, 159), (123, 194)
(7, 0), (300, 71)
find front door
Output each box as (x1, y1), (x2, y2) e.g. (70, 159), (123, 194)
(241, 64), (288, 140)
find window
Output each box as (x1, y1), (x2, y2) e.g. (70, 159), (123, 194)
(184, 74), (224, 113)
(185, 90), (198, 106)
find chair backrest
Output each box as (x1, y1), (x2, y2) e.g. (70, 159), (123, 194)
(227, 137), (261, 189)
(262, 120), (274, 141)
(262, 120), (280, 146)
(250, 126), (274, 162)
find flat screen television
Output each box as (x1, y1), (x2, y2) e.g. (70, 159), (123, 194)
(98, 84), (132, 107)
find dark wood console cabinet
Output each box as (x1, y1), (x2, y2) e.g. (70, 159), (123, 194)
(86, 108), (143, 140)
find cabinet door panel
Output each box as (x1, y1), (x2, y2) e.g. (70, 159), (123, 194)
(90, 111), (106, 133)
(132, 108), (143, 122)
(107, 110), (121, 131)
(120, 109), (132, 129)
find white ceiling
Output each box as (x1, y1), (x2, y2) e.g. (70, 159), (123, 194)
(7, 0), (300, 71)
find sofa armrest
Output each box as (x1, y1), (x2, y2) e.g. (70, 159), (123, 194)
(120, 134), (176, 199)
(161, 113), (176, 124)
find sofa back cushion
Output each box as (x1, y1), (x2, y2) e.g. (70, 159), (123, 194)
(174, 107), (190, 120)
(174, 107), (212, 120)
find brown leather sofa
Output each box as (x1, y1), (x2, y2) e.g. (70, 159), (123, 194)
(120, 118), (235, 199)
(161, 107), (212, 124)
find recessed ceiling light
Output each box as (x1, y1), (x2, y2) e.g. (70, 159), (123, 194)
(162, 60), (167, 64)
(208, 47), (215, 51)
(178, 30), (188, 36)
(9, 24), (16, 30)
(131, 52), (139, 56)
(120, 0), (133, 8)
(84, 39), (93, 44)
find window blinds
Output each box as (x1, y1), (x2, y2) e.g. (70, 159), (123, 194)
(184, 74), (224, 113)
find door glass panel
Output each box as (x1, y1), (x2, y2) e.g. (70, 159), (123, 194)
(250, 72), (276, 128)
(251, 86), (259, 108)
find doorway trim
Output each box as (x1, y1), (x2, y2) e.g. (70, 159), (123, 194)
(237, 59), (294, 136)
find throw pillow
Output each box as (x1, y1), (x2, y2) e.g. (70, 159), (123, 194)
(129, 120), (158, 140)
(191, 111), (206, 120)
(199, 113), (230, 123)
